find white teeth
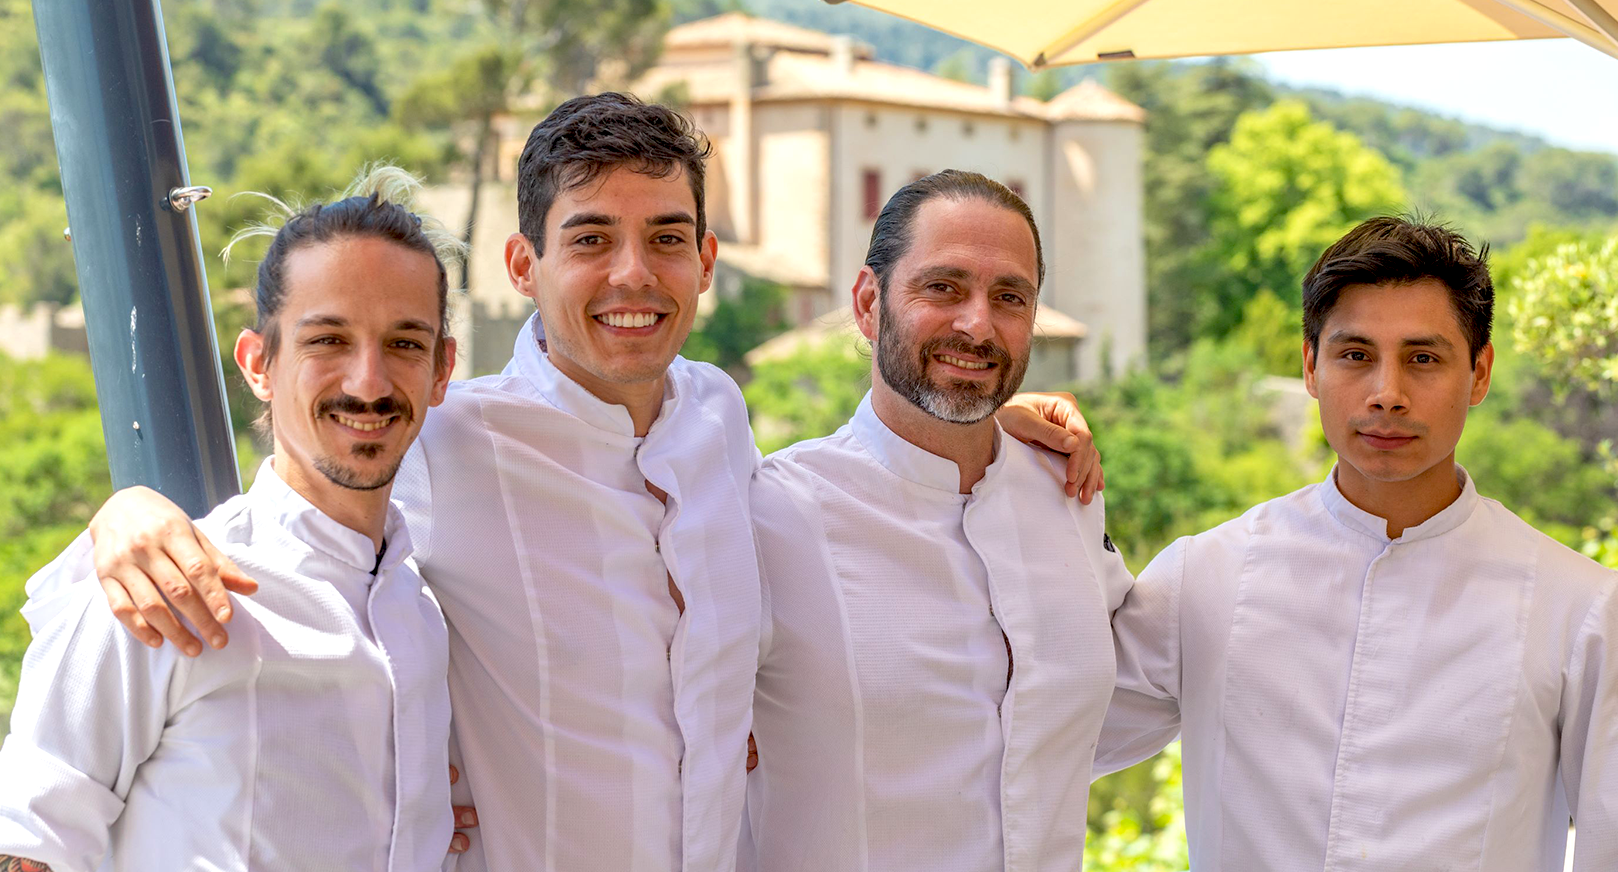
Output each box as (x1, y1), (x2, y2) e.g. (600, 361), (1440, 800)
(335, 415), (393, 432)
(938, 355), (991, 370)
(597, 312), (660, 329)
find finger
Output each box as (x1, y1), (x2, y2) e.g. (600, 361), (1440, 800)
(454, 806), (478, 828)
(126, 573), (203, 657)
(146, 549), (229, 651)
(101, 575), (162, 648)
(999, 398), (1082, 454)
(449, 764), (459, 785)
(1081, 450), (1104, 505)
(449, 833), (470, 854)
(191, 535), (255, 623)
(1030, 417), (1082, 454)
(206, 539), (259, 598)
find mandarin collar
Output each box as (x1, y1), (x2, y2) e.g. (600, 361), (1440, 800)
(849, 392), (1006, 496)
(1317, 462), (1480, 545)
(254, 458), (413, 575)
(507, 313), (677, 439)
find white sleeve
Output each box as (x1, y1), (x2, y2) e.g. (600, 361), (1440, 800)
(19, 530), (96, 630)
(1092, 537), (1186, 779)
(1076, 492), (1136, 613)
(1563, 580), (1618, 872)
(0, 559), (180, 871)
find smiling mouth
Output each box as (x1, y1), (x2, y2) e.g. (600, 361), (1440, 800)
(935, 354), (993, 371)
(331, 414), (399, 433)
(594, 312), (666, 329)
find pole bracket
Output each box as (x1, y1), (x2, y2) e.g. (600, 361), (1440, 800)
(166, 185), (212, 212)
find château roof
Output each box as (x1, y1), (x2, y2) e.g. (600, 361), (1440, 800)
(638, 13), (1143, 124)
(664, 12), (875, 59)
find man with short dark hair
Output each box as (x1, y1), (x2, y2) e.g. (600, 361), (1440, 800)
(0, 172), (461, 872)
(745, 171), (1133, 871)
(69, 95), (1099, 872)
(1095, 216), (1618, 872)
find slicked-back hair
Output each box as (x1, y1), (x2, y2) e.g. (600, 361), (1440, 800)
(226, 165), (462, 370)
(1303, 215), (1494, 364)
(517, 92), (712, 254)
(865, 169), (1044, 293)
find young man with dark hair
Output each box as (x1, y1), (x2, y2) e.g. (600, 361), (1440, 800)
(1095, 215), (1617, 872)
(746, 171), (1132, 871)
(0, 172), (463, 871)
(66, 95), (1097, 871)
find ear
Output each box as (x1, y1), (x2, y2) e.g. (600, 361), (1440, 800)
(1302, 339), (1319, 399)
(235, 329), (274, 402)
(851, 267), (881, 343)
(1468, 342), (1494, 407)
(430, 337), (457, 407)
(697, 230), (718, 296)
(505, 232), (540, 303)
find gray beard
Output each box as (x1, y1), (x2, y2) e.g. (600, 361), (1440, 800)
(873, 297), (1028, 425)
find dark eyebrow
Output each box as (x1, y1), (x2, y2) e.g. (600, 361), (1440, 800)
(392, 319), (435, 335)
(1324, 330), (1374, 347)
(1401, 334), (1455, 351)
(993, 274), (1038, 296)
(914, 265), (974, 285)
(559, 212), (616, 230)
(647, 211), (695, 227)
(1325, 330), (1456, 351)
(296, 315), (349, 330)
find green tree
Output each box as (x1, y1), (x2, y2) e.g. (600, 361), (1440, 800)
(1509, 237), (1618, 394)
(743, 341), (870, 455)
(1086, 744), (1189, 872)
(1505, 236), (1618, 569)
(1201, 100), (1406, 337)
(397, 43), (530, 289)
(1102, 59), (1274, 355)
(0, 353), (112, 733)
(681, 277), (790, 373)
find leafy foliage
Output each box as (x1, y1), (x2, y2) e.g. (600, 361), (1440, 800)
(0, 354), (111, 732)
(742, 340), (871, 455)
(1103, 59), (1274, 354)
(1201, 100), (1407, 335)
(682, 277), (790, 373)
(1509, 237), (1618, 394)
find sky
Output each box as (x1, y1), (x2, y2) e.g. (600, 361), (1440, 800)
(1256, 39), (1618, 154)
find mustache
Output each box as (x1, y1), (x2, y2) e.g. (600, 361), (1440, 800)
(1348, 416), (1428, 437)
(316, 393), (413, 423)
(920, 336), (1012, 368)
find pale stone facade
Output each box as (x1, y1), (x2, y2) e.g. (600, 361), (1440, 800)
(434, 13), (1148, 385)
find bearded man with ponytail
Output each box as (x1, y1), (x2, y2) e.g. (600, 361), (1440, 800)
(0, 167), (469, 872)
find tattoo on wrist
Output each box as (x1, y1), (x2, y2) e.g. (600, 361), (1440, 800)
(0, 856), (51, 872)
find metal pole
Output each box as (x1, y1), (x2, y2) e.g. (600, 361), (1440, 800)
(32, 0), (240, 518)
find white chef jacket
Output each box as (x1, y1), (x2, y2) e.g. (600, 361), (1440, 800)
(0, 458), (452, 872)
(1097, 466), (1618, 872)
(392, 314), (760, 872)
(745, 393), (1134, 872)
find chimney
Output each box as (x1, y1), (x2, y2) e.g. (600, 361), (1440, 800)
(989, 57), (1013, 108)
(831, 35), (855, 75)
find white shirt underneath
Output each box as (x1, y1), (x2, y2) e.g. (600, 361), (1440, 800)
(746, 394), (1134, 872)
(0, 459), (452, 872)
(1098, 466), (1618, 872)
(393, 316), (761, 872)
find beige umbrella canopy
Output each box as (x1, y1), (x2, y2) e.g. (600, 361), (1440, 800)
(824, 0), (1618, 67)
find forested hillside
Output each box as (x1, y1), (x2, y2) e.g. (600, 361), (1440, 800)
(2, 3), (1614, 864)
